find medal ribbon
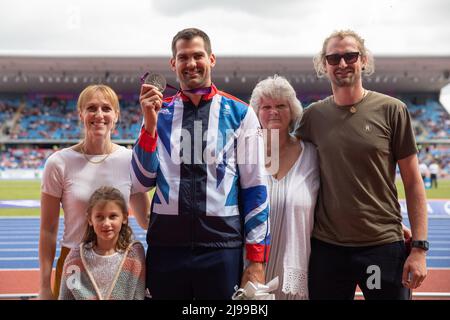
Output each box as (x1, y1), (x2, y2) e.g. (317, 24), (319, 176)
(140, 72), (211, 95)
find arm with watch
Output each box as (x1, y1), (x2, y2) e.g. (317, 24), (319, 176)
(398, 154), (428, 290)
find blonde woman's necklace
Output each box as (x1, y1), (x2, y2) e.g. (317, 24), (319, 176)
(80, 141), (113, 164)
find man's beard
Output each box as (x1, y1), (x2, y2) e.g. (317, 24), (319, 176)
(330, 69), (359, 87)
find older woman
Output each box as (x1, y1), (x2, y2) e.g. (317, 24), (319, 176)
(250, 75), (319, 300)
(38, 85), (150, 299)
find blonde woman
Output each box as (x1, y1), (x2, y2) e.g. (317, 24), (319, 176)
(38, 85), (150, 299)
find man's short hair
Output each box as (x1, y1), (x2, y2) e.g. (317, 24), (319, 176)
(171, 28), (212, 57)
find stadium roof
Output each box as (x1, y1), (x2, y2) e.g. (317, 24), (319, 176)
(0, 56), (449, 95)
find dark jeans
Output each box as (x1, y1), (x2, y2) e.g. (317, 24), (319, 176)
(430, 174), (438, 188)
(146, 246), (243, 300)
(308, 238), (411, 300)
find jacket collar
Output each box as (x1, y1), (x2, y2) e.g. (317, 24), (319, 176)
(177, 83), (218, 102)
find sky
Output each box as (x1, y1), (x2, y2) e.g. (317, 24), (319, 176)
(0, 0), (449, 57)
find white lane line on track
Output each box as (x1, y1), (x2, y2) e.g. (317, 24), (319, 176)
(0, 257), (57, 261)
(0, 234), (146, 239)
(1, 256), (449, 262)
(0, 249), (41, 252)
(0, 268), (40, 271)
(0, 242), (42, 245)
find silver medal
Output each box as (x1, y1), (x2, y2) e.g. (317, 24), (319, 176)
(144, 73), (167, 92)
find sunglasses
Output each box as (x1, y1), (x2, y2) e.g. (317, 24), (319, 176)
(325, 52), (360, 66)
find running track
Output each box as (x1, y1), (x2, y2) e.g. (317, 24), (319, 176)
(1, 216), (450, 298)
(0, 217), (147, 269)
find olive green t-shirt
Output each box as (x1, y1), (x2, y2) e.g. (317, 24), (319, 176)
(297, 91), (418, 246)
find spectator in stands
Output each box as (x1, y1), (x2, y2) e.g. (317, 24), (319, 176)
(419, 162), (429, 182)
(0, 147), (52, 169)
(250, 75), (319, 299)
(38, 84), (150, 300)
(297, 30), (428, 300)
(429, 159), (440, 188)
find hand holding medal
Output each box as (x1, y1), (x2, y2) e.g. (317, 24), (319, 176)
(140, 72), (167, 92)
(139, 72), (166, 136)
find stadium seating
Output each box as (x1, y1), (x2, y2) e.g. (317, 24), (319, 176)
(0, 147), (54, 169)
(3, 93), (449, 141)
(405, 98), (450, 140)
(6, 95), (142, 140)
(0, 97), (21, 137)
(0, 94), (449, 173)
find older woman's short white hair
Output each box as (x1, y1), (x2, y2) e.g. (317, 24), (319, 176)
(249, 75), (303, 134)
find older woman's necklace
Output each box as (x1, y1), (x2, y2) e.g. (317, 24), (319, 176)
(80, 142), (113, 164)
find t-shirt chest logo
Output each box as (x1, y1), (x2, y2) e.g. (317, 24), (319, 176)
(364, 123), (373, 133)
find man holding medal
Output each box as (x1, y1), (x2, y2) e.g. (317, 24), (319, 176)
(131, 28), (270, 300)
(297, 30), (428, 300)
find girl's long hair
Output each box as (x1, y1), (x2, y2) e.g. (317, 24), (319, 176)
(82, 186), (133, 251)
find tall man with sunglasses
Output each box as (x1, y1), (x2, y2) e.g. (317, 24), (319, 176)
(131, 28), (270, 299)
(297, 30), (428, 300)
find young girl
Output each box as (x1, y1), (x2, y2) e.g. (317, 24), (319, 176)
(59, 186), (146, 300)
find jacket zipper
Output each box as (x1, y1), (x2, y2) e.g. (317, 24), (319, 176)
(191, 103), (198, 250)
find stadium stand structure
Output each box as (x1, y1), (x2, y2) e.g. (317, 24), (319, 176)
(0, 56), (449, 175)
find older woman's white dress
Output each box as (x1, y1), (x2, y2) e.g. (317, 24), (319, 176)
(265, 140), (319, 300)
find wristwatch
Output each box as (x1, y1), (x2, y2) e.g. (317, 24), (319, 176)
(411, 240), (429, 251)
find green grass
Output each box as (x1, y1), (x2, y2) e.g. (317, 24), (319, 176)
(0, 180), (42, 200)
(396, 179), (450, 199)
(0, 179), (448, 217)
(0, 208), (48, 216)
(0, 180), (155, 216)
